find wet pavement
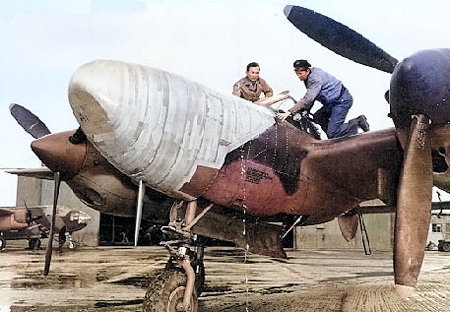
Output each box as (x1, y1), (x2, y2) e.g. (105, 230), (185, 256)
(1, 240), (449, 311)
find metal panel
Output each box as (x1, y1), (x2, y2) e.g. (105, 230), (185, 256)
(68, 60), (274, 195)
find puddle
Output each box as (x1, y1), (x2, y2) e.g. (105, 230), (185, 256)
(111, 276), (150, 288)
(94, 299), (143, 308)
(11, 273), (82, 289)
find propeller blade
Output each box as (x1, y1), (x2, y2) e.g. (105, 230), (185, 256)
(25, 209), (32, 224)
(394, 115), (432, 298)
(134, 180), (145, 246)
(337, 213), (358, 242)
(9, 103), (51, 139)
(44, 171), (61, 276)
(284, 5), (398, 73)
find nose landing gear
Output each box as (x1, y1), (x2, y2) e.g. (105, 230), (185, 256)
(143, 200), (208, 312)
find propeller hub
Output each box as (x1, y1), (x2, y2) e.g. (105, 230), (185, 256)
(31, 130), (87, 179)
(389, 49), (450, 128)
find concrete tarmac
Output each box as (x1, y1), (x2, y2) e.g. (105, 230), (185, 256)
(0, 241), (449, 311)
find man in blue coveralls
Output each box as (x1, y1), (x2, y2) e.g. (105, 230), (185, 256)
(276, 59), (369, 138)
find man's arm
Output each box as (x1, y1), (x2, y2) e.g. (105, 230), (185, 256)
(260, 79), (273, 98)
(276, 78), (322, 121)
(288, 79), (322, 113)
(232, 81), (242, 97)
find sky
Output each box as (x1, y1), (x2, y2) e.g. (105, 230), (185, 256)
(1, 0), (450, 206)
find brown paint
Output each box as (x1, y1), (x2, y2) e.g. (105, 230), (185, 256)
(204, 123), (403, 224)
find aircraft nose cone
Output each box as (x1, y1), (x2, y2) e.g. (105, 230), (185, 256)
(31, 130), (86, 179)
(67, 59), (274, 197)
(14, 208), (29, 224)
(389, 49), (450, 128)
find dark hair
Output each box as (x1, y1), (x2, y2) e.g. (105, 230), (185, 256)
(247, 62), (260, 71)
(293, 59), (311, 69)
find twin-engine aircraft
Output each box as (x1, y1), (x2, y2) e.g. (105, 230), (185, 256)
(0, 205), (90, 251)
(8, 5), (450, 311)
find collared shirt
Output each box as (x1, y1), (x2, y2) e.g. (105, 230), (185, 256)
(289, 67), (346, 113)
(232, 77), (273, 102)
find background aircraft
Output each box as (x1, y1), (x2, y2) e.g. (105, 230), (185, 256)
(7, 5), (450, 312)
(0, 206), (39, 250)
(0, 205), (90, 250)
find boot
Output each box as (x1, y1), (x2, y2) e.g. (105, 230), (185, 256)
(356, 115), (370, 132)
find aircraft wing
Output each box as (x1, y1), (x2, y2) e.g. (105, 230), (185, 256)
(5, 167), (54, 180)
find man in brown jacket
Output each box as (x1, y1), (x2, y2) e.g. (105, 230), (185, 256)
(232, 62), (273, 102)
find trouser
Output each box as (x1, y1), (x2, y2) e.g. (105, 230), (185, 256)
(313, 89), (358, 139)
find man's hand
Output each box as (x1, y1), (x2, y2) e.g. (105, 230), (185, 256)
(275, 111), (291, 122)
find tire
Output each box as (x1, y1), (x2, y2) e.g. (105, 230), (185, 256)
(68, 241), (77, 250)
(143, 269), (198, 312)
(28, 238), (41, 250)
(443, 242), (450, 252)
(165, 260), (205, 295)
(0, 237), (6, 250)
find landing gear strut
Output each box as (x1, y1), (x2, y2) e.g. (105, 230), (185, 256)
(143, 200), (209, 312)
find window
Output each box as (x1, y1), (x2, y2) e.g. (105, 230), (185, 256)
(432, 223), (442, 233)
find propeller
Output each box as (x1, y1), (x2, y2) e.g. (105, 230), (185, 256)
(394, 116), (432, 297)
(22, 202), (33, 225)
(284, 5), (450, 297)
(11, 103), (87, 183)
(8, 104), (66, 274)
(10, 103), (86, 146)
(22, 201), (43, 224)
(9, 103), (51, 139)
(44, 171), (61, 275)
(284, 5), (398, 73)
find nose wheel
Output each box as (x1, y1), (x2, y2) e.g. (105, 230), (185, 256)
(143, 269), (198, 312)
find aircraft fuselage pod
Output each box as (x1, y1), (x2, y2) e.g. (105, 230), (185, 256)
(67, 60), (403, 224)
